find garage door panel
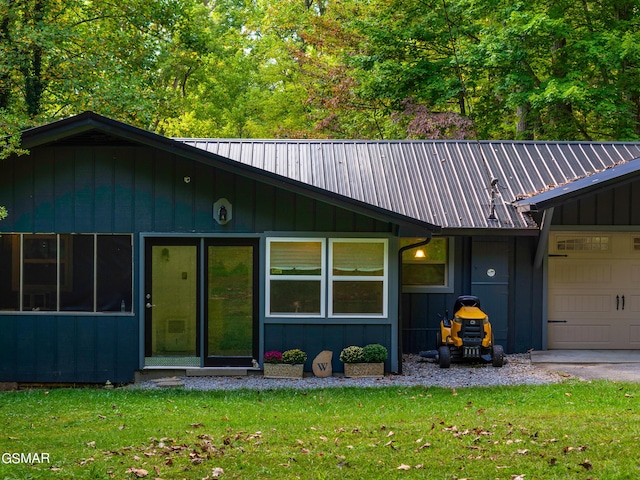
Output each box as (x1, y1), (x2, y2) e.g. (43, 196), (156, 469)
(548, 232), (640, 350)
(549, 293), (612, 315)
(549, 261), (612, 287)
(550, 324), (610, 345)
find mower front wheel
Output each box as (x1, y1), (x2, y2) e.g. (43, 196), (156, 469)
(438, 345), (451, 368)
(492, 344), (504, 367)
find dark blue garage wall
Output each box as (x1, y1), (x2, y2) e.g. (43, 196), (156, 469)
(401, 235), (541, 355)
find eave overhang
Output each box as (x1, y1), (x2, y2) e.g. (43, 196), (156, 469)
(512, 157), (640, 213)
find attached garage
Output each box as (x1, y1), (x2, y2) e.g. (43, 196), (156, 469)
(547, 232), (640, 349)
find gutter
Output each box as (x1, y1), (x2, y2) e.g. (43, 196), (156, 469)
(397, 236), (432, 375)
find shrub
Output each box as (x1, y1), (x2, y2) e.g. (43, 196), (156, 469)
(263, 350), (283, 364)
(339, 345), (365, 363)
(363, 343), (388, 363)
(282, 349), (307, 365)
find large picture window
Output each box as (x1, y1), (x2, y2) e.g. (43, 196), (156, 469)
(0, 233), (133, 313)
(400, 237), (453, 293)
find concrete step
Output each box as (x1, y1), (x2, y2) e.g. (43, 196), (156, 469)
(135, 367), (261, 382)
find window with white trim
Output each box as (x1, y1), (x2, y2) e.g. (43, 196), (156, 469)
(330, 239), (387, 316)
(400, 237), (453, 293)
(266, 238), (388, 317)
(267, 239), (325, 316)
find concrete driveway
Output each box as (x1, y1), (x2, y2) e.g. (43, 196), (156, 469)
(531, 350), (640, 382)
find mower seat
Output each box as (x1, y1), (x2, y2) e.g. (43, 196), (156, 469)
(453, 295), (481, 313)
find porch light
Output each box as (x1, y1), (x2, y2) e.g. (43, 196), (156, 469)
(218, 205), (227, 222)
(414, 249), (426, 259)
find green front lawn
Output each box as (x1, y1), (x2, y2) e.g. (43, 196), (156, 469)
(0, 381), (638, 479)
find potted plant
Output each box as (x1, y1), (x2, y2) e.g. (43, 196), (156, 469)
(263, 349), (307, 379)
(340, 344), (387, 378)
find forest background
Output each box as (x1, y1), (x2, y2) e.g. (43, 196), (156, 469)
(1, 0), (640, 152)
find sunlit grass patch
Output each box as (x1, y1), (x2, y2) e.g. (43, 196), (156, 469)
(0, 381), (638, 479)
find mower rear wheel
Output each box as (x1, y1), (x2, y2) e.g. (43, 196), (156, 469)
(492, 344), (504, 367)
(438, 345), (451, 368)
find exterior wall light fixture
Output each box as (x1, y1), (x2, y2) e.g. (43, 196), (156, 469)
(213, 198), (232, 225)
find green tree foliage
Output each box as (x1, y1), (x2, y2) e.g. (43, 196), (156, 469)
(1, 0), (640, 141)
(264, 0), (640, 141)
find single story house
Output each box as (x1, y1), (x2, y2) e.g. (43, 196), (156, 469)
(1, 112), (640, 384)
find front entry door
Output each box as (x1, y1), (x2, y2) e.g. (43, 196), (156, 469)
(205, 239), (258, 367)
(145, 239), (200, 366)
(144, 238), (257, 367)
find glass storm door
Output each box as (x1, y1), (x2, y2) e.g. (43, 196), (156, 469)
(205, 240), (258, 367)
(145, 240), (200, 366)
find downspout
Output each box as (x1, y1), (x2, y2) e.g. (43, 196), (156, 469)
(397, 236), (432, 375)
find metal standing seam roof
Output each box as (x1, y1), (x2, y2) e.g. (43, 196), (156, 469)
(177, 139), (640, 230)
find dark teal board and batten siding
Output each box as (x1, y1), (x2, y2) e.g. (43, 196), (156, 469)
(0, 143), (397, 383)
(401, 235), (541, 355)
(263, 323), (393, 374)
(0, 315), (138, 383)
(547, 181), (640, 226)
(2, 145), (393, 235)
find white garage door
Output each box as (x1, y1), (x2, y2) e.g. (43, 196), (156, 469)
(548, 232), (640, 349)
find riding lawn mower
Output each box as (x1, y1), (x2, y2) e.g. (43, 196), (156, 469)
(421, 295), (504, 368)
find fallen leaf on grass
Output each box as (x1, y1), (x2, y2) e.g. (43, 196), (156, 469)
(397, 464), (411, 470)
(579, 460), (593, 470)
(211, 467), (224, 478)
(563, 445), (587, 453)
(86, 441), (96, 448)
(125, 467), (148, 478)
(511, 475), (526, 480)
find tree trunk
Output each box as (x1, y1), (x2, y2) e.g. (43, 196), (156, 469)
(0, 2), (12, 110)
(22, 0), (46, 117)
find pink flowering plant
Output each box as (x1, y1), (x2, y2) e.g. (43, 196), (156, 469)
(263, 350), (283, 364)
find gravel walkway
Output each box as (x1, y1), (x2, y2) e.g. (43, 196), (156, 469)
(133, 353), (565, 391)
